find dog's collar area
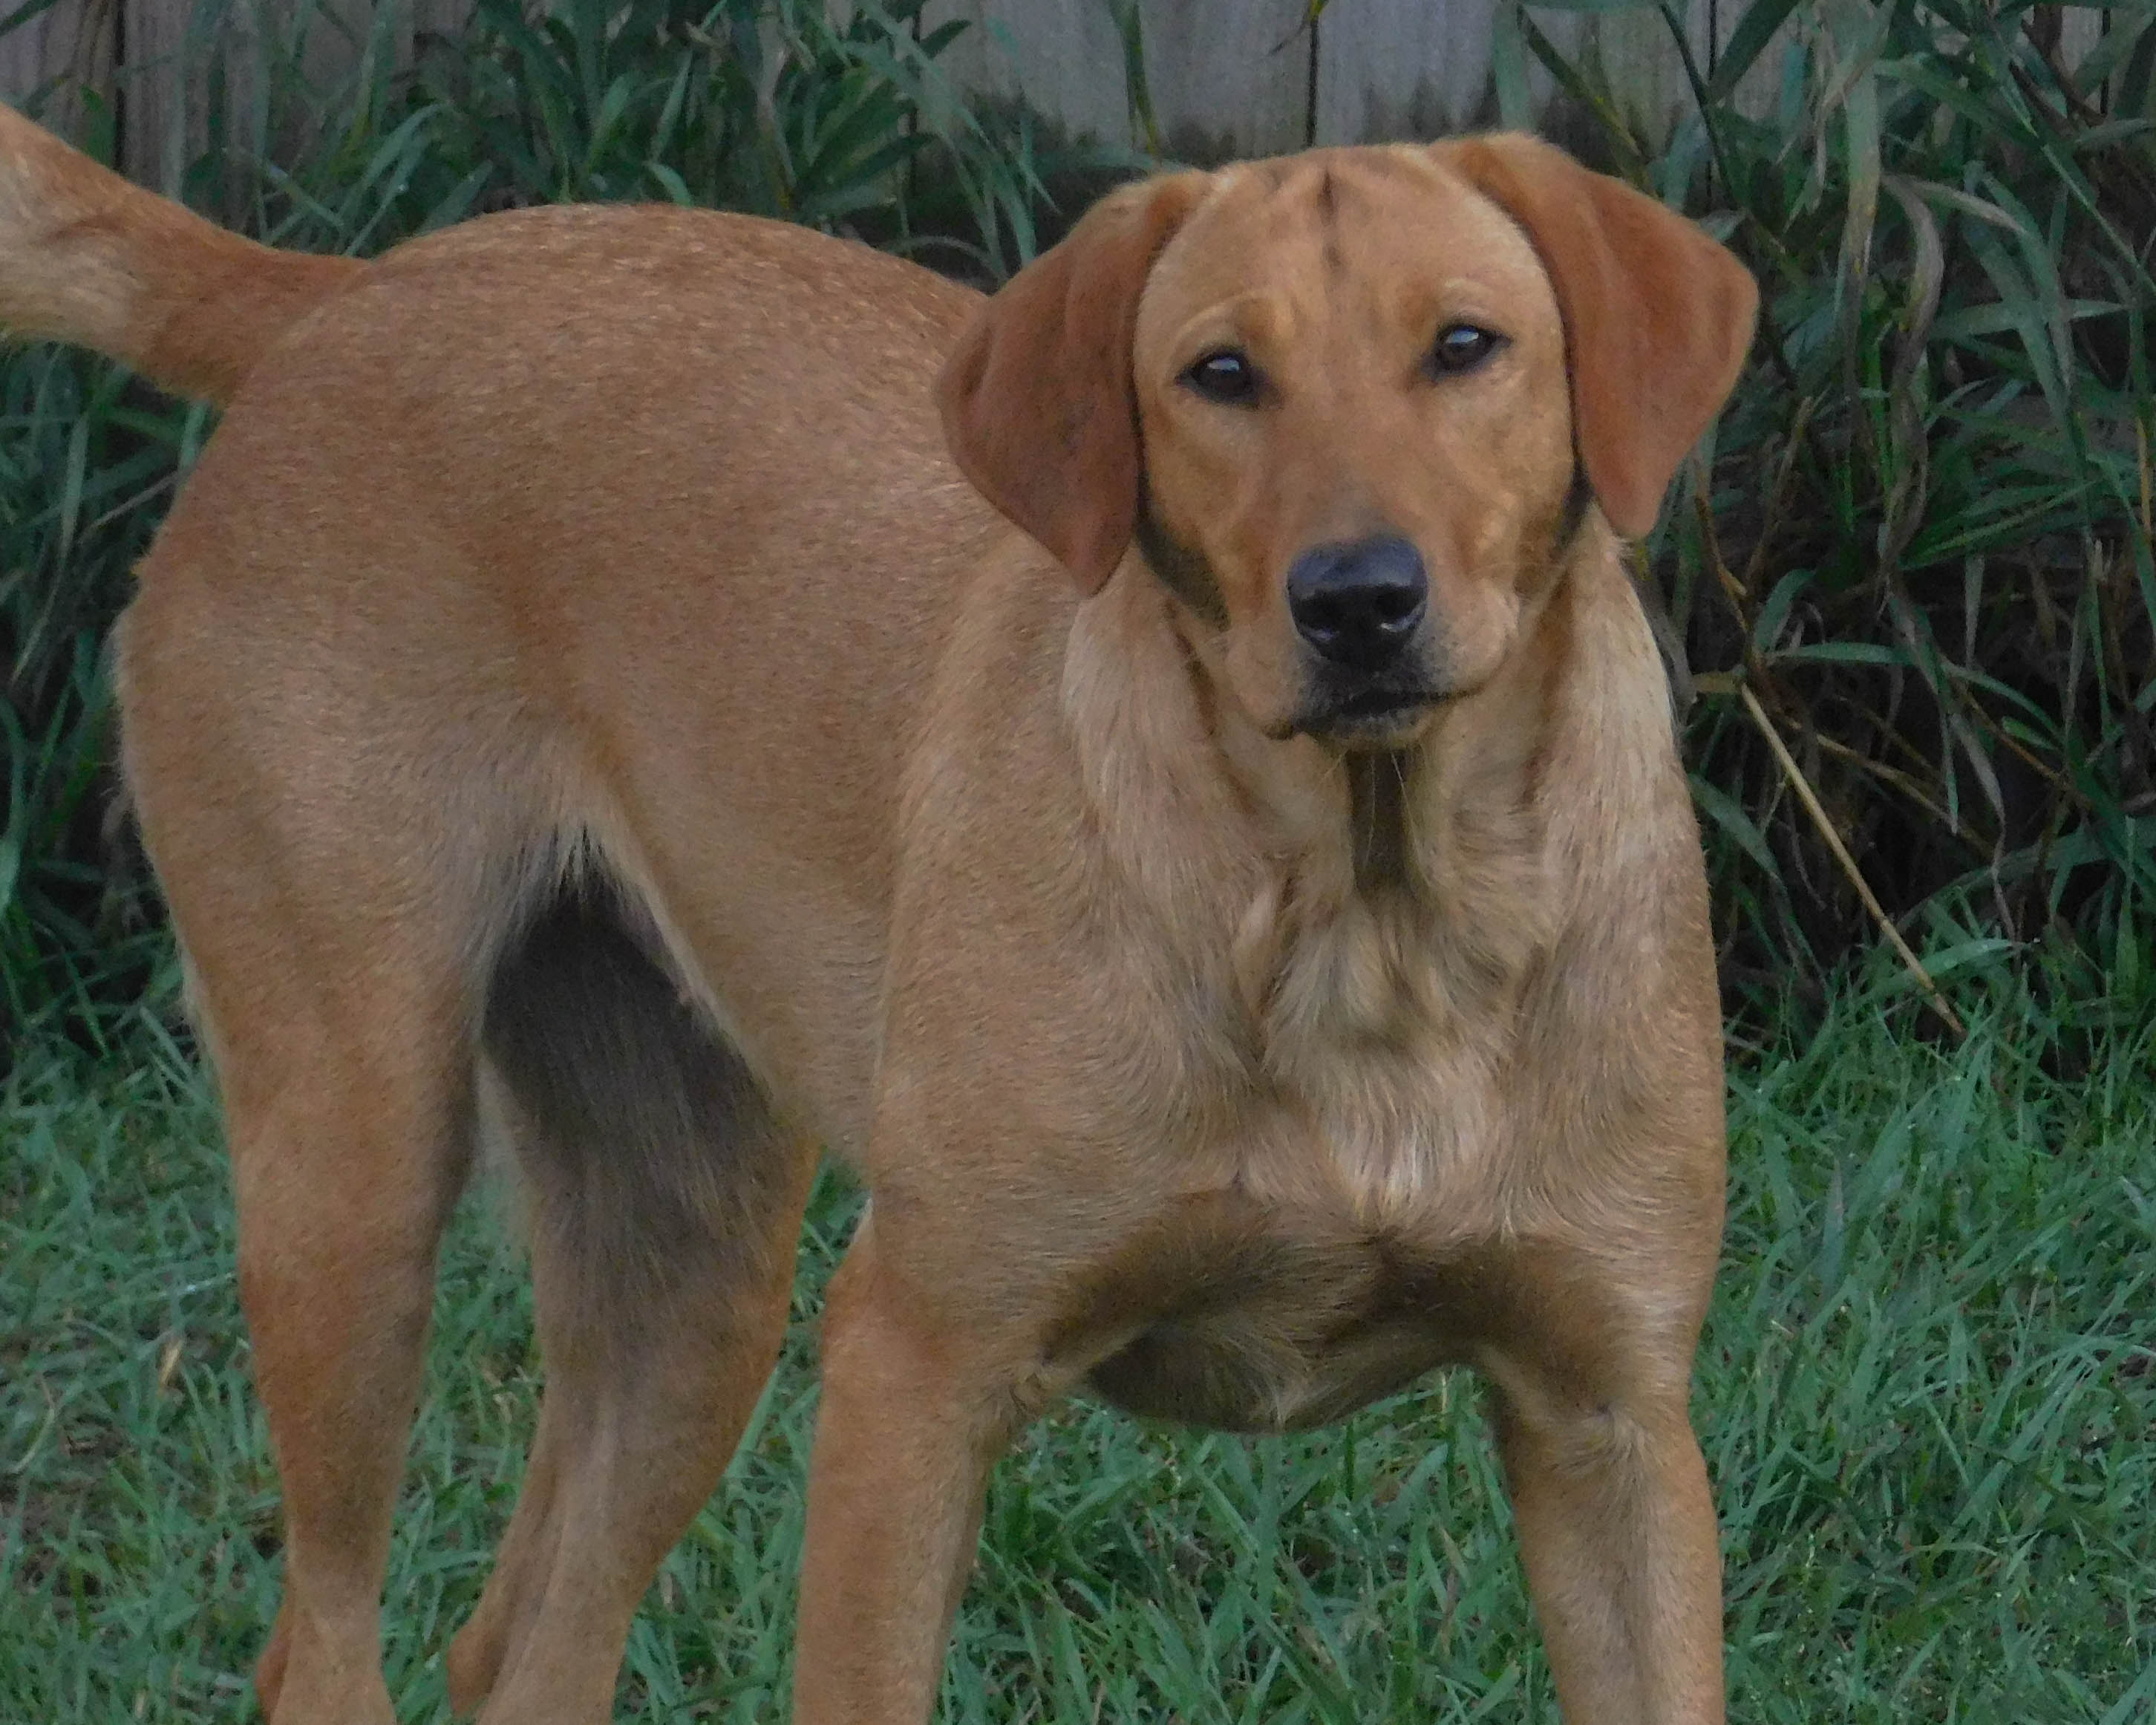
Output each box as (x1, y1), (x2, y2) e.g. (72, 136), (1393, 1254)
(1347, 748), (1413, 892)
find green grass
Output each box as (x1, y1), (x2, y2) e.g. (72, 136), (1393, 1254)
(4, 975), (2153, 1721)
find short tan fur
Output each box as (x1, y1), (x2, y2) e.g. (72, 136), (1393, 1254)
(0, 101), (1754, 1725)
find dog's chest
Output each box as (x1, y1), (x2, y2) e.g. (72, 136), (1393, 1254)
(1079, 1002), (1523, 1435)
(1076, 1184), (1510, 1433)
(1236, 875), (1525, 1212)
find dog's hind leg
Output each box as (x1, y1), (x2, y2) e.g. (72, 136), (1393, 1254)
(445, 886), (817, 1724)
(117, 543), (567, 1723)
(161, 878), (483, 1725)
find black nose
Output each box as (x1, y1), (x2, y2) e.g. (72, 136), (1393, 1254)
(1284, 535), (1428, 672)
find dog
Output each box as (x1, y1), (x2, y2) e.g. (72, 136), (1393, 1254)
(0, 102), (1754, 1724)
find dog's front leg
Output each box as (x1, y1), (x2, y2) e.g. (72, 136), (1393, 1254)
(1489, 1369), (1724, 1725)
(793, 1213), (1034, 1725)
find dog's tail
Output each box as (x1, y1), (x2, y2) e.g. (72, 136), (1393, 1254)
(0, 104), (363, 405)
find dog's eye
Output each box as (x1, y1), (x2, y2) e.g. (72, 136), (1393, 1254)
(1182, 348), (1262, 405)
(1427, 324), (1504, 376)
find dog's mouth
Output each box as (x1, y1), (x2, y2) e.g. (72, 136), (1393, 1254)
(1292, 684), (1447, 745)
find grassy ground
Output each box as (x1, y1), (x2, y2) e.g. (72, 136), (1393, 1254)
(4, 975), (2154, 1723)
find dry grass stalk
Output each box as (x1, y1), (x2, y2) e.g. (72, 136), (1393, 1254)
(1738, 684), (1966, 1037)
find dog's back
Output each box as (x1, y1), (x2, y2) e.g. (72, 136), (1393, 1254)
(60, 177), (997, 1160)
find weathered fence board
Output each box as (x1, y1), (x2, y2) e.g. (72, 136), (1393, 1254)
(1139, 0), (1310, 156)
(2, 0), (2129, 194)
(113, 0), (472, 193)
(1313, 0), (1507, 142)
(0, 0), (121, 141)
(925, 0), (1132, 148)
(927, 0), (1312, 158)
(1321, 0), (1745, 146)
(932, 0), (1725, 158)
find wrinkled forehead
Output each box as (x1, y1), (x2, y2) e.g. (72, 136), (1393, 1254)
(1134, 147), (1558, 358)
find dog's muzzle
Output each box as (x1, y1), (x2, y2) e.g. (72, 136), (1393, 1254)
(1287, 535), (1443, 740)
(1287, 535), (1428, 673)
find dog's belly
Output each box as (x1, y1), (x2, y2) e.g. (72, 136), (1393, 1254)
(1084, 1308), (1448, 1433)
(1071, 1218), (1497, 1435)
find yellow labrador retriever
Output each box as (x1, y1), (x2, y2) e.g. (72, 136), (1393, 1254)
(0, 103), (1753, 1724)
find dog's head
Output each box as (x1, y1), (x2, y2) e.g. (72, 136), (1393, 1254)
(938, 135), (1757, 747)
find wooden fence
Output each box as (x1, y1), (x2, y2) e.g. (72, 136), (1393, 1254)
(2, 1), (471, 190)
(925, 0), (1729, 157)
(0, 0), (2115, 191)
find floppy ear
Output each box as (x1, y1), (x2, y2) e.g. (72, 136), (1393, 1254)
(937, 174), (1208, 593)
(1435, 133), (1758, 538)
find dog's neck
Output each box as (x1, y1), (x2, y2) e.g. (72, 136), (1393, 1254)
(1060, 541), (1604, 1043)
(1345, 749), (1412, 896)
